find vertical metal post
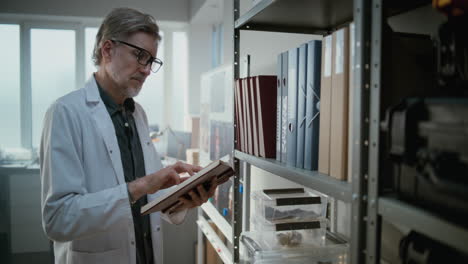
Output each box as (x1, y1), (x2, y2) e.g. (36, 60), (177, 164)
(20, 23), (32, 149)
(76, 26), (85, 90)
(233, 159), (242, 263)
(366, 0), (383, 263)
(330, 198), (338, 233)
(242, 161), (251, 232)
(196, 208), (204, 264)
(351, 0), (372, 263)
(232, 2), (241, 263)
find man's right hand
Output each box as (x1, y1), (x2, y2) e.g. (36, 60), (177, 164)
(127, 161), (203, 203)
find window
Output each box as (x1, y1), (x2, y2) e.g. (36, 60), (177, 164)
(85, 27), (99, 78)
(171, 31), (188, 131)
(0, 24), (21, 148)
(31, 28), (76, 147)
(0, 17), (184, 149)
(135, 32), (165, 131)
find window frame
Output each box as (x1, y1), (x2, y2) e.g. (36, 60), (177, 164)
(0, 13), (188, 149)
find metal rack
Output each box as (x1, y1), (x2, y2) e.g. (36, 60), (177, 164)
(366, 0), (468, 264)
(196, 0), (468, 263)
(231, 1), (371, 264)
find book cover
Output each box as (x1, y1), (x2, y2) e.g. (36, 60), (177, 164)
(330, 27), (350, 181)
(256, 75), (277, 158)
(281, 52), (288, 163)
(296, 43), (308, 169)
(249, 77), (259, 157)
(304, 40), (322, 171)
(318, 35), (333, 175)
(245, 78), (254, 155)
(141, 160), (235, 215)
(286, 47), (299, 167)
(234, 79), (243, 151)
(276, 54), (282, 161)
(241, 79), (250, 153)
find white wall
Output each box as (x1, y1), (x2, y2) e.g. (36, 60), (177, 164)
(187, 24), (212, 115)
(190, 0), (206, 20)
(0, 0), (189, 22)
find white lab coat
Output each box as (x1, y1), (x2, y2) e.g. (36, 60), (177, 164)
(40, 77), (186, 264)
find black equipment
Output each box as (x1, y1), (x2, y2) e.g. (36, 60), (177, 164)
(383, 98), (468, 225)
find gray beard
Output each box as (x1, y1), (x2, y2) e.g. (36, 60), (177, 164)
(123, 86), (141, 98)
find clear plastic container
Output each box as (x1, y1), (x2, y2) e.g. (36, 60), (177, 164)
(252, 188), (328, 224)
(240, 231), (348, 264)
(251, 218), (329, 248)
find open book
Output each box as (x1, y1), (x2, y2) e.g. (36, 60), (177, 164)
(141, 160), (235, 215)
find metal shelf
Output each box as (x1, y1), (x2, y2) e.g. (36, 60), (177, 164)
(234, 150), (352, 202)
(201, 201), (233, 244)
(378, 197), (468, 255)
(235, 0), (353, 34)
(197, 216), (233, 264)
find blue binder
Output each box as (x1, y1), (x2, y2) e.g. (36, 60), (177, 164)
(286, 47), (299, 167)
(276, 54), (282, 161)
(296, 43), (308, 169)
(281, 52), (288, 163)
(304, 40), (322, 170)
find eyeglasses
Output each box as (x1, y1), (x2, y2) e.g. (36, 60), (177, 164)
(111, 39), (163, 73)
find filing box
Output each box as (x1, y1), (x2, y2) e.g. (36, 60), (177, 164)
(252, 188), (328, 223)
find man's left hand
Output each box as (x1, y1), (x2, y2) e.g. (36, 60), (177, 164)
(177, 178), (218, 209)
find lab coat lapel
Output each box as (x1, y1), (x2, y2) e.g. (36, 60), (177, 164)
(84, 78), (126, 185)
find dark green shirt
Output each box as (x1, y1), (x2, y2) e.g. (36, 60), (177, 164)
(97, 80), (154, 264)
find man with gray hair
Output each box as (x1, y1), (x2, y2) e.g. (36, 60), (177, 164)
(40, 8), (217, 264)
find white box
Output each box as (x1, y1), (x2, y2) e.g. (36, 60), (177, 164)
(241, 231), (348, 264)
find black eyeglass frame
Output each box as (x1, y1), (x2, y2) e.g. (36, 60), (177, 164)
(111, 39), (163, 73)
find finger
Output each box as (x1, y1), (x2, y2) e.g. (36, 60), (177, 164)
(179, 197), (196, 209)
(197, 184), (209, 203)
(180, 176), (190, 183)
(186, 168), (194, 176)
(188, 190), (203, 206)
(173, 162), (195, 176)
(169, 170), (181, 185)
(173, 161), (189, 173)
(208, 178), (217, 197)
(172, 161), (183, 173)
(193, 166), (203, 172)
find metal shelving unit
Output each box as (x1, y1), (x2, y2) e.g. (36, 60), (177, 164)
(378, 197), (468, 255)
(234, 0), (353, 34)
(197, 216), (234, 264)
(366, 1), (468, 263)
(231, 0), (372, 264)
(199, 1), (467, 264)
(200, 202), (233, 244)
(234, 150), (352, 202)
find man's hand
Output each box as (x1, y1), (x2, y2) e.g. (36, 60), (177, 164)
(176, 177), (218, 210)
(127, 161), (203, 202)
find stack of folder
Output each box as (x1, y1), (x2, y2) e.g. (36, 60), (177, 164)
(276, 40), (323, 171)
(274, 24), (355, 182)
(236, 24), (355, 182)
(318, 26), (353, 181)
(234, 76), (277, 158)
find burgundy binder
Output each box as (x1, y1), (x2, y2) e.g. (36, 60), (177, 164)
(255, 75), (278, 158)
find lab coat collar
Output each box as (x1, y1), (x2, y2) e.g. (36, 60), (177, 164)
(84, 76), (101, 104)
